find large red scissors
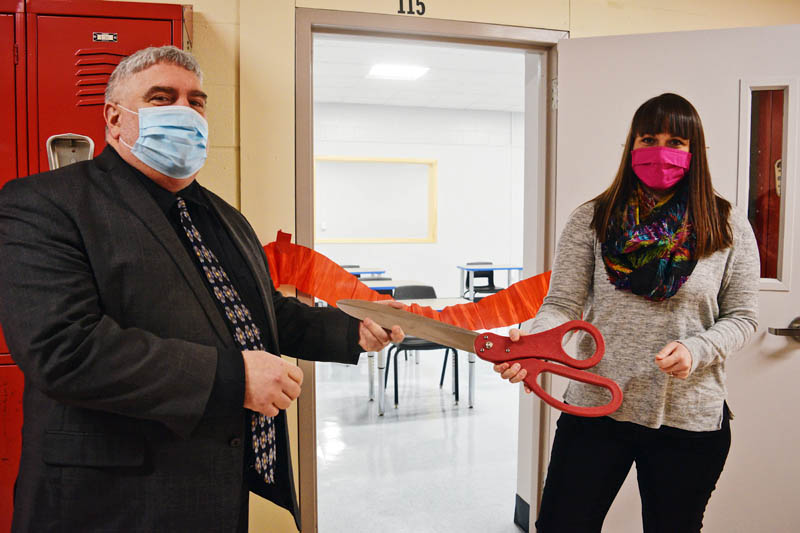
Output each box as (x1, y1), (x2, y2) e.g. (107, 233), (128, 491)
(338, 299), (623, 417)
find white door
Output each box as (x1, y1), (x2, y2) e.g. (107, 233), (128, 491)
(551, 24), (800, 532)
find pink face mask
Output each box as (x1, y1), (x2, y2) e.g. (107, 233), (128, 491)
(631, 146), (692, 190)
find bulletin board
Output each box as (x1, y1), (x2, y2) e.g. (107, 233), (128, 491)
(314, 157), (438, 243)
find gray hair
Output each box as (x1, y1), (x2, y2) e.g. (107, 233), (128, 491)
(105, 45), (203, 102)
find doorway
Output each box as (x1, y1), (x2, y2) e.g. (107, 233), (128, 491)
(314, 32), (527, 532)
(295, 9), (565, 532)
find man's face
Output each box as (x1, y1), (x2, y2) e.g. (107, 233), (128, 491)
(112, 62), (208, 148)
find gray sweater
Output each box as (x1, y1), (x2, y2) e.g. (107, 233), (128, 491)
(524, 201), (760, 431)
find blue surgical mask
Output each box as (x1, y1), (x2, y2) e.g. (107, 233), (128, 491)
(118, 104), (209, 179)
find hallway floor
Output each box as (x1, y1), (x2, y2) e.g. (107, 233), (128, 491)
(316, 347), (524, 532)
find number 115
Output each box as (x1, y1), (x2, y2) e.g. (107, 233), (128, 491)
(398, 0), (426, 16)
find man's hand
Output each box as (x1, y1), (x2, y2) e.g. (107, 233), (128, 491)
(358, 300), (405, 352)
(654, 341), (693, 380)
(492, 328), (533, 393)
(242, 350), (304, 416)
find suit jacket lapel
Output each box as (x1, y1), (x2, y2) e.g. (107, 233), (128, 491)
(97, 150), (233, 346)
(203, 192), (281, 351)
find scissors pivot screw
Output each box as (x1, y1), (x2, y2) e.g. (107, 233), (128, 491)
(505, 348), (510, 353)
(485, 341), (493, 349)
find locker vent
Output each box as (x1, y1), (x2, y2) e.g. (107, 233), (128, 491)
(74, 48), (127, 107)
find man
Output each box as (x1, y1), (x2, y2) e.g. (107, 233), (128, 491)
(0, 46), (402, 531)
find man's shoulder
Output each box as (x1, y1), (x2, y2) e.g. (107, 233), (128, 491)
(0, 159), (99, 202)
(0, 148), (125, 207)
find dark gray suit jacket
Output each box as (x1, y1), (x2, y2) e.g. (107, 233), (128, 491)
(0, 147), (361, 531)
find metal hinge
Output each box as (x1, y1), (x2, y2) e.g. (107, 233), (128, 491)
(13, 43), (19, 65)
(551, 77), (558, 110)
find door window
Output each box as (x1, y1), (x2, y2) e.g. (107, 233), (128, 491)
(747, 88), (784, 279)
(738, 78), (798, 291)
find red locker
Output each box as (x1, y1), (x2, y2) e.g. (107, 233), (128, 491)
(0, 0), (24, 362)
(26, 0), (183, 174)
(1, 2), (184, 530)
(0, 14), (19, 187)
(0, 11), (25, 528)
(0, 363), (23, 532)
(0, 0), (26, 187)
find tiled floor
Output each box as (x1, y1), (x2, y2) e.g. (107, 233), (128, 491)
(316, 347), (524, 532)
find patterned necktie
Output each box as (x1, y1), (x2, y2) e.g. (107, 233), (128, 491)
(175, 197), (276, 485)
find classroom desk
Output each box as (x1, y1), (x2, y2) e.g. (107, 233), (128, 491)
(362, 279), (425, 292)
(457, 264), (522, 300)
(368, 297), (474, 415)
(345, 266), (386, 278)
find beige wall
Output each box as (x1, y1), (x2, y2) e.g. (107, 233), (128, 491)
(570, 0), (800, 37)
(190, 0), (240, 207)
(116, 0), (800, 530)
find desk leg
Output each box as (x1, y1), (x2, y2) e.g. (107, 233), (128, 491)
(377, 348), (386, 415)
(468, 351), (476, 408)
(468, 271), (475, 301)
(415, 350), (420, 364)
(459, 269), (465, 298)
(452, 349), (459, 405)
(368, 352), (375, 401)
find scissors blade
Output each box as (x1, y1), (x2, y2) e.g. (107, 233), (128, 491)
(337, 299), (478, 353)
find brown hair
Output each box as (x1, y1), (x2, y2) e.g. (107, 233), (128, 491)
(590, 93), (732, 258)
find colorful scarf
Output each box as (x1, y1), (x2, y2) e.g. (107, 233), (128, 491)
(601, 184), (696, 301)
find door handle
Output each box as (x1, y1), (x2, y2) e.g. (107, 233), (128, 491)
(768, 317), (800, 342)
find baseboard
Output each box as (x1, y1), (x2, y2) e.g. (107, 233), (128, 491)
(514, 493), (530, 532)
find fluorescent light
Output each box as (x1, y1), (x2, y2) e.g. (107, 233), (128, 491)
(367, 64), (429, 81)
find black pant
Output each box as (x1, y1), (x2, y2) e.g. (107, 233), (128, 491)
(536, 405), (731, 533)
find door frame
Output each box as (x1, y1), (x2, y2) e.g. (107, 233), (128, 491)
(295, 8), (565, 531)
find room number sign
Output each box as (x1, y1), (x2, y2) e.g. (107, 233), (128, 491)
(397, 0), (426, 15)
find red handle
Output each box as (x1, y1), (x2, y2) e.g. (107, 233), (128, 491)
(474, 320), (605, 369)
(520, 359), (623, 417)
(474, 322), (622, 417)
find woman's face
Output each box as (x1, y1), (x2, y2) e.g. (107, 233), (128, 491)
(633, 132), (690, 152)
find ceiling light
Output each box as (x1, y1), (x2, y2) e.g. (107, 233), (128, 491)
(367, 64), (429, 80)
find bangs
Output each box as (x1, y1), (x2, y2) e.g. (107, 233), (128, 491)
(631, 93), (697, 140)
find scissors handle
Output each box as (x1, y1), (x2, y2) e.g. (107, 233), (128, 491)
(520, 359), (623, 417)
(474, 320), (605, 369)
(474, 322), (622, 417)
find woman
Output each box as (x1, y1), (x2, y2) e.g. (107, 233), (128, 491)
(496, 93), (759, 532)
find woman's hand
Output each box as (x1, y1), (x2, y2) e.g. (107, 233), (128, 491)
(654, 341), (693, 379)
(492, 328), (533, 393)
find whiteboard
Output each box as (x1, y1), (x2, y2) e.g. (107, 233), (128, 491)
(314, 157), (438, 243)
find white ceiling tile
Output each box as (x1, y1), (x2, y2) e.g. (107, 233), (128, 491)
(312, 33), (528, 112)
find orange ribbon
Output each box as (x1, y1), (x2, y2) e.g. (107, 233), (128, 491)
(262, 231), (551, 330)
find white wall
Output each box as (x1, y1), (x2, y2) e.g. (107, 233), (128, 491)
(315, 158), (434, 241)
(314, 103), (525, 297)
